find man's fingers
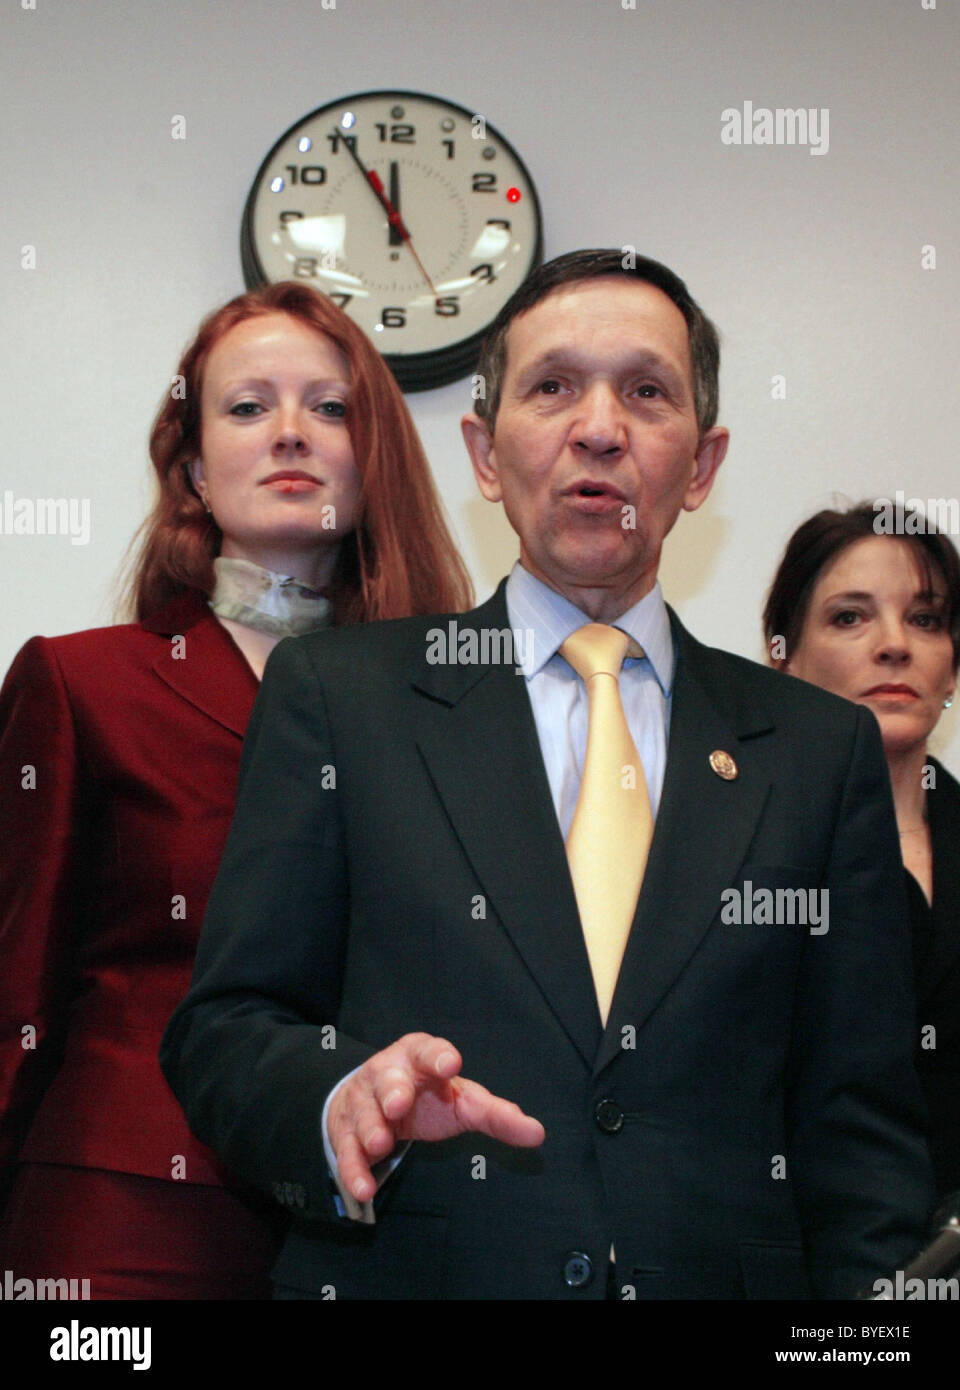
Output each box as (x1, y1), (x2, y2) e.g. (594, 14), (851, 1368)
(373, 1066), (417, 1122)
(354, 1100), (396, 1161)
(336, 1129), (378, 1203)
(407, 1033), (462, 1082)
(451, 1079), (545, 1148)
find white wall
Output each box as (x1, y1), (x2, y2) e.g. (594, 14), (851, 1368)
(2, 0), (957, 768)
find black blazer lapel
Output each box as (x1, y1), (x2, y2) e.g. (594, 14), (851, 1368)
(413, 582), (602, 1067)
(599, 614), (774, 1075)
(144, 593), (258, 737)
(914, 757), (960, 1005)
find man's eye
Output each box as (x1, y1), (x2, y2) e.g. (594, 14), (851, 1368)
(229, 401), (263, 416)
(536, 379), (562, 395)
(315, 400), (347, 417)
(636, 383), (663, 398)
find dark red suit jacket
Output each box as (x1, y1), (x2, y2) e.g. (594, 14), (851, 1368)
(0, 591), (258, 1211)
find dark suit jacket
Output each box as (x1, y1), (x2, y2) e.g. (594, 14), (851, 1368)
(0, 591), (258, 1213)
(907, 756), (960, 1199)
(161, 581), (933, 1299)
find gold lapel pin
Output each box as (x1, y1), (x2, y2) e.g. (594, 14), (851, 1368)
(709, 749), (738, 781)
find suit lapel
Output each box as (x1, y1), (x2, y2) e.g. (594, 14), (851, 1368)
(914, 758), (960, 1004)
(598, 615), (774, 1075)
(144, 593), (258, 737)
(413, 584), (602, 1068)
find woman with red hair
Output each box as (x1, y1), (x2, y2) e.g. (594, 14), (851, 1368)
(0, 282), (472, 1298)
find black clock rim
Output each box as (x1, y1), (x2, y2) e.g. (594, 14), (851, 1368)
(239, 88), (544, 390)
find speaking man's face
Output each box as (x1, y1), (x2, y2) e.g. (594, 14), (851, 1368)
(462, 277), (728, 620)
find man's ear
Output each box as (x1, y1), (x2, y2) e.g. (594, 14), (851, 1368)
(461, 413), (502, 503)
(683, 426), (729, 513)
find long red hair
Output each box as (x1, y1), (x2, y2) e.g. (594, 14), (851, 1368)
(124, 282), (473, 623)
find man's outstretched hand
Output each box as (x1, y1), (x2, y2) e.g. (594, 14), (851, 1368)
(327, 1032), (545, 1203)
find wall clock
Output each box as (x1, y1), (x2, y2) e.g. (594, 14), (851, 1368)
(240, 90), (544, 391)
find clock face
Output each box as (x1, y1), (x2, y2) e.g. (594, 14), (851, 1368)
(241, 90), (543, 391)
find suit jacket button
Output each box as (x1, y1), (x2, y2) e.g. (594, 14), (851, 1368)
(594, 1099), (624, 1134)
(563, 1252), (593, 1288)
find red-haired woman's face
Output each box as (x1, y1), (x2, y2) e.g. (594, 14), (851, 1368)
(191, 312), (361, 587)
(785, 536), (956, 760)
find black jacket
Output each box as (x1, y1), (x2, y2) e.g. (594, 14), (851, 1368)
(161, 582), (932, 1299)
(907, 755), (960, 1200)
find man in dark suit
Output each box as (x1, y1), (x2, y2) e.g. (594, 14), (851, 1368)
(161, 249), (932, 1299)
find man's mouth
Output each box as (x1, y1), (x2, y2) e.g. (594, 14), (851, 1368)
(564, 480), (627, 502)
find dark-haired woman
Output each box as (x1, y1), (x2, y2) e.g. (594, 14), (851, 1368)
(0, 284), (472, 1297)
(764, 502), (960, 1197)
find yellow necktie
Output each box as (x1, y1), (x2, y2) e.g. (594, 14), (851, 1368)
(561, 624), (655, 1025)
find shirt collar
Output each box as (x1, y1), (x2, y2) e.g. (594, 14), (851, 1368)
(504, 561), (675, 696)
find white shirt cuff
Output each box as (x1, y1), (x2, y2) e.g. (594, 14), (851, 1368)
(321, 1063), (410, 1224)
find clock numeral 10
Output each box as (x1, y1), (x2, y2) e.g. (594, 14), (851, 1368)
(285, 164), (327, 185)
(375, 123), (415, 143)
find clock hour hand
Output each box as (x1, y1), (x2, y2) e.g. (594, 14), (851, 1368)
(388, 162), (403, 249)
(335, 130), (438, 296)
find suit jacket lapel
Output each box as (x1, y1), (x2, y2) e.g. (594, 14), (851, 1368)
(144, 592), (258, 737)
(914, 758), (960, 1004)
(413, 583), (602, 1068)
(598, 613), (774, 1075)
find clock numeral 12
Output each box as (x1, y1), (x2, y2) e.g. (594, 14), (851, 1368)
(375, 123), (415, 143)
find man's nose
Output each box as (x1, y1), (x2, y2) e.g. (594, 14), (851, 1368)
(572, 384), (628, 457)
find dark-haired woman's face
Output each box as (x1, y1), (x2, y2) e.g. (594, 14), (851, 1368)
(191, 313), (361, 586)
(784, 536), (955, 759)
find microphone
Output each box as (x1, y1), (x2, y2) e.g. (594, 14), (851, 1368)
(866, 1193), (960, 1299)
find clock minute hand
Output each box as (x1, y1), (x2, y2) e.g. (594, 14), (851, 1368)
(337, 132), (438, 296)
